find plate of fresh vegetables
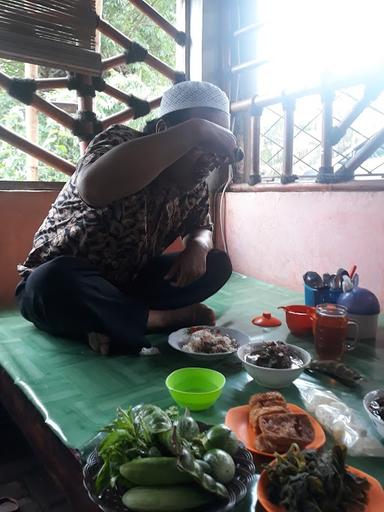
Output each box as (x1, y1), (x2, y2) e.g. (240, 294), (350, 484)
(257, 443), (384, 512)
(83, 404), (255, 511)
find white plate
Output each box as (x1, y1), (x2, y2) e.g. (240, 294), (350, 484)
(168, 325), (251, 361)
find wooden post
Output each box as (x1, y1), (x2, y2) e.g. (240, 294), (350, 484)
(128, 0), (186, 44)
(103, 83), (133, 104)
(97, 18), (182, 82)
(30, 95), (75, 130)
(77, 74), (94, 154)
(231, 59), (267, 75)
(101, 96), (161, 130)
(103, 83), (162, 109)
(282, 97), (295, 179)
(95, 0), (103, 53)
(319, 88), (334, 175)
(243, 111), (253, 184)
(35, 78), (69, 90)
(176, 0), (189, 78)
(25, 63), (39, 181)
(233, 22), (263, 38)
(0, 125), (75, 175)
(251, 108), (262, 183)
(102, 54), (127, 71)
(339, 127), (384, 176)
(331, 83), (383, 145)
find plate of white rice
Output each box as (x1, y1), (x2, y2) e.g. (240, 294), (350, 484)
(168, 325), (251, 360)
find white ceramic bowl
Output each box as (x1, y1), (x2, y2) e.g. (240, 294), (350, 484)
(237, 342), (311, 388)
(168, 326), (251, 361)
(363, 389), (384, 438)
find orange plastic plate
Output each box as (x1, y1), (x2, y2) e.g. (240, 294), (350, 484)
(225, 403), (326, 458)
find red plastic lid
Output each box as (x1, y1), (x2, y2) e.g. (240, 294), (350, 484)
(251, 312), (282, 327)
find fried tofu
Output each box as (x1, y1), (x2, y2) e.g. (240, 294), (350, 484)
(248, 392), (289, 433)
(248, 392), (315, 454)
(255, 413), (315, 453)
(249, 391), (286, 410)
(255, 434), (285, 453)
(249, 404), (289, 434)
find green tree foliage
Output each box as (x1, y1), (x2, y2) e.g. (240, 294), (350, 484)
(0, 0), (177, 181)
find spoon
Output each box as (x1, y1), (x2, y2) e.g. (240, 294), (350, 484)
(329, 274), (337, 290)
(303, 271), (323, 289)
(322, 273), (331, 287)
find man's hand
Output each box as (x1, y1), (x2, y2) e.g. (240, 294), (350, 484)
(192, 118), (238, 162)
(164, 242), (208, 287)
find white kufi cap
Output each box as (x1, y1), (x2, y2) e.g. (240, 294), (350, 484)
(158, 81), (229, 118)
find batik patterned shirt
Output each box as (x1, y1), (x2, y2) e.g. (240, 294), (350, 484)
(18, 124), (212, 287)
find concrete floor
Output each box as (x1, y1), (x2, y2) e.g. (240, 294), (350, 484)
(0, 405), (72, 512)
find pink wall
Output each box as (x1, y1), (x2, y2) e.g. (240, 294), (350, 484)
(0, 190), (59, 308)
(0, 190), (183, 308)
(3, 188), (383, 307)
(219, 191), (384, 304)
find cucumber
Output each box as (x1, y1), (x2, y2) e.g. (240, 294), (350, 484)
(119, 457), (193, 486)
(122, 485), (213, 511)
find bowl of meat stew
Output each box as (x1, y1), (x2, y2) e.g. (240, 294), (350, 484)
(237, 341), (311, 388)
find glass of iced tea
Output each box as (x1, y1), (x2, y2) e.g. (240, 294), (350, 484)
(313, 304), (359, 360)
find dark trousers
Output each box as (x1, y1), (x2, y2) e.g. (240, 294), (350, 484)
(15, 251), (232, 354)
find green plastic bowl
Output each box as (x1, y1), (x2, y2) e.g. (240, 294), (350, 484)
(165, 367), (226, 411)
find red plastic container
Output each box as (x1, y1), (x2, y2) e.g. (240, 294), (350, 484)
(279, 305), (315, 337)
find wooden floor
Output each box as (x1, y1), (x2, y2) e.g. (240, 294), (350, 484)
(0, 405), (72, 512)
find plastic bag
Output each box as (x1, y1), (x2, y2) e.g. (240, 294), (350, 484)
(299, 383), (384, 457)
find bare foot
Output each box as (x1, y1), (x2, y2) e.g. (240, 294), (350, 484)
(148, 303), (216, 331)
(88, 332), (111, 355)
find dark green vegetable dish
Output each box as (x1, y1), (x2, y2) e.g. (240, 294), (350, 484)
(266, 444), (370, 512)
(94, 404), (242, 511)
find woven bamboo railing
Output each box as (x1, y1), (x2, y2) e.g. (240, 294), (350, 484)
(0, 125), (76, 175)
(228, 5), (384, 186)
(230, 56), (384, 184)
(0, 0), (187, 178)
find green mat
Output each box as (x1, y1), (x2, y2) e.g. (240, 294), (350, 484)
(1, 272), (383, 510)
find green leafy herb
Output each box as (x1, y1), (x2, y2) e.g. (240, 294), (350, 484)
(95, 406), (165, 494)
(266, 444), (370, 512)
(131, 404), (173, 434)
